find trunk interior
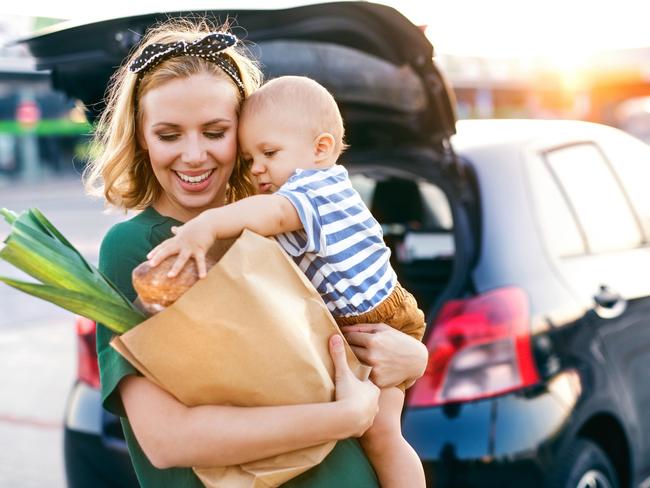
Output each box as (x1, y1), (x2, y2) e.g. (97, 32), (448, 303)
(345, 159), (464, 321)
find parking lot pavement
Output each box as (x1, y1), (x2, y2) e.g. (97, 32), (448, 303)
(0, 176), (128, 487)
(0, 423), (65, 488)
(0, 319), (73, 488)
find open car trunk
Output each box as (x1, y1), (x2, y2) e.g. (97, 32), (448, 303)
(21, 1), (476, 321)
(21, 2), (455, 148)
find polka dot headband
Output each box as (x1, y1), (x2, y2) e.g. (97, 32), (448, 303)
(128, 32), (246, 98)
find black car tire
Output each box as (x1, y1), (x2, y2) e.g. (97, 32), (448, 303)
(548, 438), (618, 488)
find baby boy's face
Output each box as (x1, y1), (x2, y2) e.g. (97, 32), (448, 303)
(238, 109), (319, 194)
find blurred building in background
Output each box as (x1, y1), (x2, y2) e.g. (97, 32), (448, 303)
(0, 16), (92, 184)
(584, 48), (650, 143)
(437, 47), (650, 144)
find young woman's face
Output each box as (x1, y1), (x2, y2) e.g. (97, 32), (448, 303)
(139, 74), (239, 222)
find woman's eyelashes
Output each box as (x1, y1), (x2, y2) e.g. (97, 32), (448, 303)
(157, 133), (179, 142)
(155, 131), (226, 142)
(205, 131), (226, 140)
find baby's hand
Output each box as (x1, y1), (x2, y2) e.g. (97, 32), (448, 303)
(146, 218), (214, 278)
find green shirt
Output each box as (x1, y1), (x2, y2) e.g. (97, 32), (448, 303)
(97, 206), (378, 487)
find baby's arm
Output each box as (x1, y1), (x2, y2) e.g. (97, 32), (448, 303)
(226, 194), (303, 237)
(148, 194), (302, 277)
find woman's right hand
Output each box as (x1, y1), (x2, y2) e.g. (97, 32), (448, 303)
(329, 334), (380, 437)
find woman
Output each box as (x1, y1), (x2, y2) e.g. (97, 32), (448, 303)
(86, 19), (428, 487)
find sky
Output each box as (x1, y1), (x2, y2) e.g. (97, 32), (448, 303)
(2, 0), (650, 58)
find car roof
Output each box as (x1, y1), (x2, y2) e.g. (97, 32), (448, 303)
(452, 118), (617, 152)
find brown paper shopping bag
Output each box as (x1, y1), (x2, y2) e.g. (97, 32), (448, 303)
(111, 229), (370, 488)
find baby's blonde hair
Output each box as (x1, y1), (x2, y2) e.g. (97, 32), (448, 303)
(84, 18), (263, 210)
(241, 76), (348, 157)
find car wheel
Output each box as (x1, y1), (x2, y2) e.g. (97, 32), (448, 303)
(548, 438), (618, 488)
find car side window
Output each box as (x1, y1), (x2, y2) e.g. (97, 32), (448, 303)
(528, 155), (586, 257)
(545, 143), (643, 253)
(600, 131), (650, 243)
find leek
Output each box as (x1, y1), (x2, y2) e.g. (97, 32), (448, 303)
(0, 207), (145, 334)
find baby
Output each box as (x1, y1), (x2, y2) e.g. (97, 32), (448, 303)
(148, 75), (426, 487)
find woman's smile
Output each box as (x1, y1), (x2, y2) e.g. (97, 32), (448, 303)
(174, 169), (216, 191)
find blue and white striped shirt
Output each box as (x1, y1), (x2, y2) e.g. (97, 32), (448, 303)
(275, 165), (397, 317)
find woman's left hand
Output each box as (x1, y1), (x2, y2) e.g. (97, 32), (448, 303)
(340, 323), (429, 389)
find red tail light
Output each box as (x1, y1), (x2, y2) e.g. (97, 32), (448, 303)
(409, 287), (539, 407)
(75, 316), (100, 389)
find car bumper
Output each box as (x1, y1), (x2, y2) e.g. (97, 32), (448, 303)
(403, 371), (580, 487)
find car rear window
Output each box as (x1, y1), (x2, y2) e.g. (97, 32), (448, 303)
(349, 171), (454, 314)
(350, 173), (453, 233)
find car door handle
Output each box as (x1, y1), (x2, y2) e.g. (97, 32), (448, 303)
(593, 285), (626, 318)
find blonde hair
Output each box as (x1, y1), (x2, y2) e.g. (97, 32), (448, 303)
(241, 76), (348, 157)
(84, 18), (263, 210)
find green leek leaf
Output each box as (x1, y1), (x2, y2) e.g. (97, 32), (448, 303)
(11, 219), (89, 271)
(1, 231), (108, 296)
(20, 209), (135, 307)
(1, 208), (18, 226)
(0, 206), (146, 331)
(29, 208), (94, 273)
(0, 276), (145, 334)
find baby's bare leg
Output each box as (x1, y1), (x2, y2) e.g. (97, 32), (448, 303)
(360, 386), (426, 488)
